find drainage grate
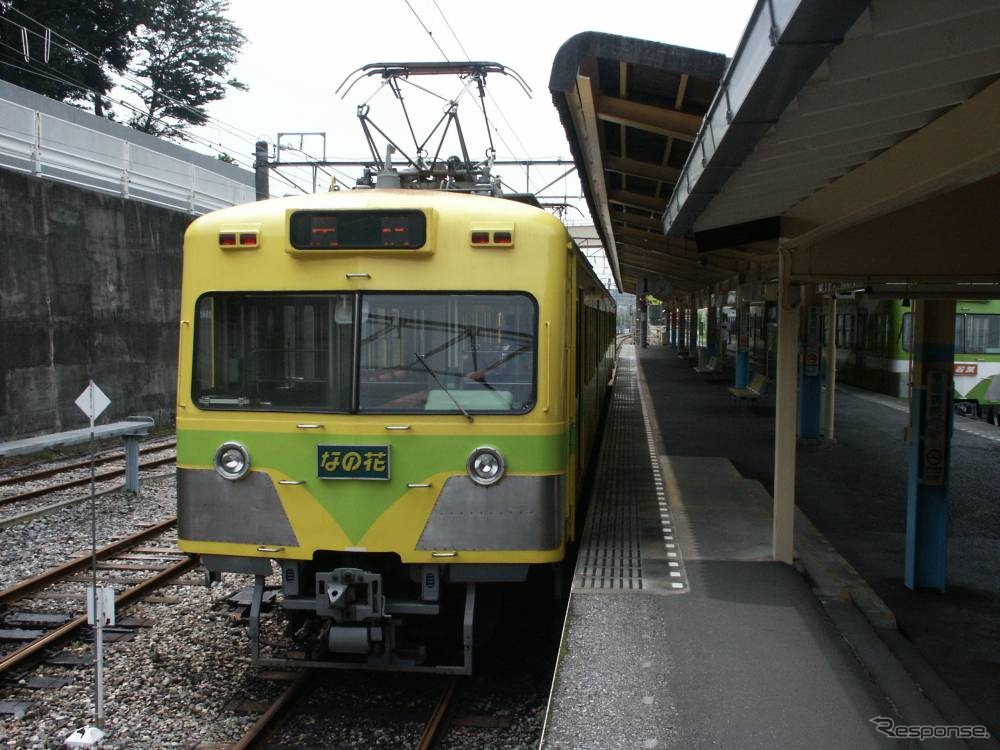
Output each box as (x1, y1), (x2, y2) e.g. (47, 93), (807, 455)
(574, 356), (648, 591)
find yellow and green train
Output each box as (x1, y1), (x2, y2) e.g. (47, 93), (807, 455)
(176, 188), (614, 672)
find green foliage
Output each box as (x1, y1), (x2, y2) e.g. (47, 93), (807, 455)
(216, 151), (237, 164)
(126, 0), (246, 138)
(0, 0), (149, 115)
(0, 0), (246, 136)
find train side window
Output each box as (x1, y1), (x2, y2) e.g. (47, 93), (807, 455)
(965, 314), (1000, 354)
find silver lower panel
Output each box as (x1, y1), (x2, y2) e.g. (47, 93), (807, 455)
(416, 475), (563, 550)
(177, 468), (299, 547)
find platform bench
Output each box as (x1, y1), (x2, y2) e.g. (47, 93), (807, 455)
(0, 417), (155, 492)
(728, 373), (768, 403)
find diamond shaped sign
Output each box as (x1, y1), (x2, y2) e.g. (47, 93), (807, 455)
(75, 381), (111, 421)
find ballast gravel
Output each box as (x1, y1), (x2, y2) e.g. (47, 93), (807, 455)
(0, 464), (555, 749)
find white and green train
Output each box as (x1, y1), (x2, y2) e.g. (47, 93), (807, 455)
(727, 298), (1000, 417)
(832, 299), (1000, 412)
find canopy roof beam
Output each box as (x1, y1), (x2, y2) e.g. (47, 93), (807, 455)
(597, 94), (701, 141)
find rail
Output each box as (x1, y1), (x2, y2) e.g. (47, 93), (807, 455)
(0, 518), (194, 675)
(0, 417), (154, 493)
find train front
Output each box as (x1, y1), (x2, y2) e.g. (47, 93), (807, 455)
(175, 190), (571, 673)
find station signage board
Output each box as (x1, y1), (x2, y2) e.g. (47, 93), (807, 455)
(921, 369), (949, 486)
(804, 306), (821, 377)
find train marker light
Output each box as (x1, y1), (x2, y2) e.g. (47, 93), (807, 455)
(467, 447), (504, 486)
(220, 226), (261, 249)
(469, 229), (514, 248)
(214, 441), (250, 480)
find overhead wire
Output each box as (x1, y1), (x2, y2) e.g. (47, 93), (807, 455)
(0, 52), (310, 195)
(0, 10), (262, 150)
(403, 0), (450, 61)
(0, 10), (318, 194)
(431, 0), (471, 59)
(429, 0), (538, 192)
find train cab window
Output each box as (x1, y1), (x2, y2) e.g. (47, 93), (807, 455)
(193, 292), (536, 414)
(193, 293), (354, 412)
(357, 293), (536, 414)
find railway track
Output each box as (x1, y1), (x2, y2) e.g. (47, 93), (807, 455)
(228, 670), (315, 750)
(0, 440), (176, 488)
(0, 517), (195, 676)
(0, 443), (176, 509)
(414, 677), (458, 750)
(227, 674), (463, 750)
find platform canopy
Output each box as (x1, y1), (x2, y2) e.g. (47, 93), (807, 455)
(553, 1), (1000, 297)
(549, 32), (729, 294)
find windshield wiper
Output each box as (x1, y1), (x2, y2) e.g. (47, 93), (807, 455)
(414, 352), (473, 422)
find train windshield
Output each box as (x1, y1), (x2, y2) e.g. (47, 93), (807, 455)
(358, 293), (536, 414)
(192, 292), (536, 414)
(193, 293), (355, 412)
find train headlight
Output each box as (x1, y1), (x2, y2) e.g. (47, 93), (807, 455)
(214, 442), (250, 481)
(467, 447), (504, 486)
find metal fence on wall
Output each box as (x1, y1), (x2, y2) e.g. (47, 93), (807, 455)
(0, 96), (254, 214)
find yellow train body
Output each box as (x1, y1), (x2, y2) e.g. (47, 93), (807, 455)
(175, 188), (613, 670)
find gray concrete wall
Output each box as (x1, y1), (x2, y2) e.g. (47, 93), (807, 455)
(1, 167), (191, 438)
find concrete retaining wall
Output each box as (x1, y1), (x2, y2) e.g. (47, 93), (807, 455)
(0, 167), (191, 439)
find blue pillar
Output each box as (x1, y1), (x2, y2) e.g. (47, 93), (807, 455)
(735, 302), (750, 389)
(798, 303), (822, 438)
(905, 299), (955, 591)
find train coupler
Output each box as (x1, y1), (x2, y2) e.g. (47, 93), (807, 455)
(315, 568), (386, 622)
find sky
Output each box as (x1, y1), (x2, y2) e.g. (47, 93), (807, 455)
(187, 0), (757, 282)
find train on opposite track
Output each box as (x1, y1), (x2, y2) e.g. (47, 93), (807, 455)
(709, 296), (1000, 417)
(175, 186), (615, 673)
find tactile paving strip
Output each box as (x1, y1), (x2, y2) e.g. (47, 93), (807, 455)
(574, 350), (687, 593)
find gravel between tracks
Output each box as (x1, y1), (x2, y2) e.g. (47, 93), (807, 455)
(0, 470), (278, 748)
(0, 471), (176, 590)
(1, 469), (556, 749)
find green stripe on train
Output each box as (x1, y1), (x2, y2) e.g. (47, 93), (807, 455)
(177, 430), (567, 541)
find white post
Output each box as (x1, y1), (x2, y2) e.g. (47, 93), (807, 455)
(773, 280), (800, 564)
(95, 590), (105, 727)
(87, 384), (105, 730)
(824, 295), (838, 441)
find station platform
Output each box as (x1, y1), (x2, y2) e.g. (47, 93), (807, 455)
(540, 345), (997, 750)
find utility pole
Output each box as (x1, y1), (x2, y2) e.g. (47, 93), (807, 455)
(254, 141), (269, 200)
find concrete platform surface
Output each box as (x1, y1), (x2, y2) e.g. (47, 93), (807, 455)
(540, 346), (995, 750)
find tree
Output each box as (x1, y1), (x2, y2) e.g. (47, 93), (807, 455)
(126, 0), (246, 139)
(0, 0), (149, 116)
